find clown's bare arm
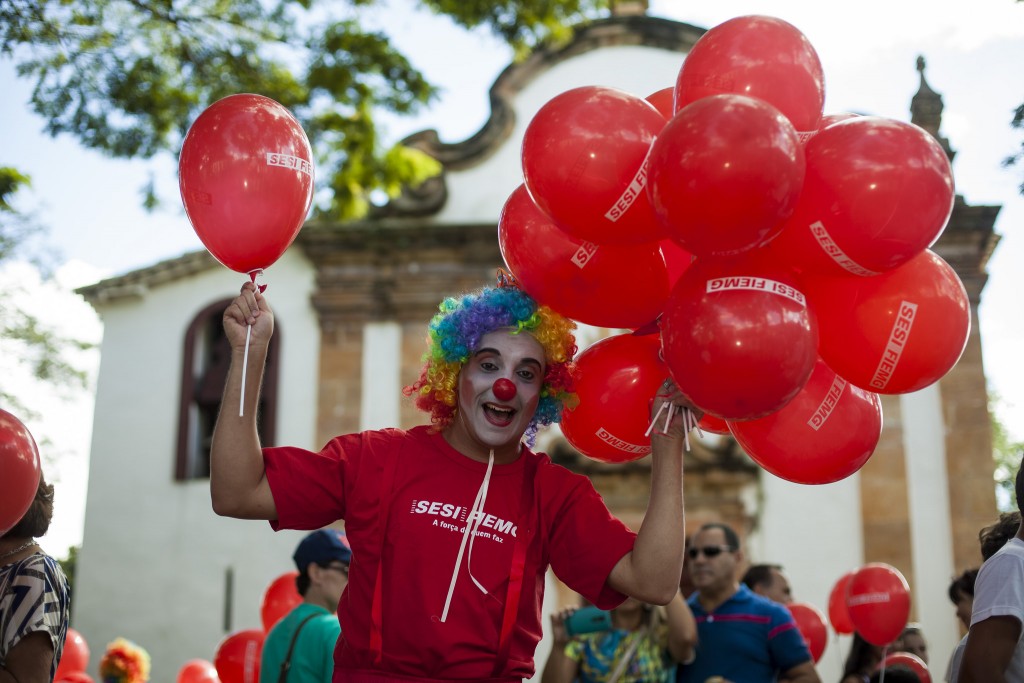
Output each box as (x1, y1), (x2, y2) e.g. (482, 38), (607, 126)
(607, 378), (691, 605)
(209, 282), (279, 520)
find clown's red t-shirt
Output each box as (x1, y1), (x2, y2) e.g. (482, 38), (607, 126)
(264, 425), (636, 682)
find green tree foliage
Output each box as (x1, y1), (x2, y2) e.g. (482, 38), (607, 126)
(0, 170), (91, 416)
(991, 392), (1024, 511)
(57, 544), (79, 622)
(1, 0), (605, 218)
(1005, 102), (1024, 194)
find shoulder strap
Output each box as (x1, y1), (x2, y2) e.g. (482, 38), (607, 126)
(607, 628), (646, 683)
(277, 612), (320, 683)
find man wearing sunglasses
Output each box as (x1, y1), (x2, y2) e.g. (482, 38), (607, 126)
(261, 529), (351, 683)
(677, 523), (819, 683)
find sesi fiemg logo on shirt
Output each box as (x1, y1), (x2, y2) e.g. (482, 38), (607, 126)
(411, 500), (518, 541)
(410, 499), (469, 523)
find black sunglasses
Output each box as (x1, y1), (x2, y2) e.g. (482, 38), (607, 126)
(322, 563), (349, 576)
(687, 545), (734, 559)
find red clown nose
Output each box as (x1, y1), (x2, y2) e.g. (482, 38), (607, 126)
(492, 378), (517, 402)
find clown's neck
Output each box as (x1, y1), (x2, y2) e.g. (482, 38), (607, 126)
(442, 427), (523, 465)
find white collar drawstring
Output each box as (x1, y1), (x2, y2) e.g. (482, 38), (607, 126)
(440, 448), (496, 622)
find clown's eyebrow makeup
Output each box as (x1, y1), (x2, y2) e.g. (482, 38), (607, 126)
(472, 347), (544, 371)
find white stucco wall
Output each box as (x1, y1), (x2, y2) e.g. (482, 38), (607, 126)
(75, 249), (319, 671)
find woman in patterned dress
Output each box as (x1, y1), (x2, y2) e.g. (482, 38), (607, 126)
(0, 473), (71, 683)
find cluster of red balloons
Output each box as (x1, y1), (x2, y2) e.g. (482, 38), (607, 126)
(179, 93), (314, 276)
(204, 570), (301, 683)
(499, 15), (967, 479)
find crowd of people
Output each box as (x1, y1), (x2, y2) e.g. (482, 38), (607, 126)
(2, 281), (1022, 682)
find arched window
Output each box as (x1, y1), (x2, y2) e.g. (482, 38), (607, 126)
(175, 299), (280, 481)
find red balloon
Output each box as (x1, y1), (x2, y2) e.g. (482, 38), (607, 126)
(179, 94), (314, 274)
(827, 572), (856, 635)
(521, 86), (667, 245)
(788, 602), (828, 663)
(728, 358), (882, 485)
(697, 413), (730, 435)
(260, 571), (301, 632)
(771, 117), (954, 277)
(56, 674), (94, 683)
(660, 254), (818, 420)
(0, 409), (41, 536)
(214, 629), (264, 683)
(55, 628), (90, 678)
(498, 184), (670, 329)
(847, 563), (911, 646)
(674, 15), (824, 131)
(645, 87), (675, 120)
(178, 659), (221, 683)
(807, 250), (970, 395)
(560, 333), (667, 463)
(881, 652), (931, 683)
(647, 94), (805, 257)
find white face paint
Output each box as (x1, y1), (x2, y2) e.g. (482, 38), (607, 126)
(445, 329), (546, 461)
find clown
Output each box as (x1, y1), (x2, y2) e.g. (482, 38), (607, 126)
(212, 279), (695, 682)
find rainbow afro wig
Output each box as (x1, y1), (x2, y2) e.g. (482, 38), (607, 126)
(99, 637), (150, 683)
(404, 284), (578, 445)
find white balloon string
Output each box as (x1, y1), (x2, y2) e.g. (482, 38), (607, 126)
(645, 401), (668, 437)
(239, 323), (251, 417)
(663, 402), (675, 434)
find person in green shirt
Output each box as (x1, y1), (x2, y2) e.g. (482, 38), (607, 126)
(260, 529), (349, 683)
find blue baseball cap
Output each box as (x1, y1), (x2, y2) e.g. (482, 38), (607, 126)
(293, 529), (351, 571)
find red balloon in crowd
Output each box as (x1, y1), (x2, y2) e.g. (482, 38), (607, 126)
(498, 184), (670, 329)
(674, 15), (825, 131)
(179, 94), (314, 274)
(881, 652), (931, 683)
(54, 628), (90, 678)
(560, 333), (667, 463)
(806, 250), (970, 395)
(788, 602), (828, 663)
(178, 659), (221, 683)
(846, 563), (911, 646)
(0, 409), (41, 536)
(771, 117), (955, 278)
(214, 629), (264, 683)
(260, 571), (302, 632)
(728, 358), (882, 485)
(827, 572), (856, 635)
(521, 86), (667, 245)
(660, 253), (818, 420)
(647, 94), (805, 258)
(645, 87), (675, 120)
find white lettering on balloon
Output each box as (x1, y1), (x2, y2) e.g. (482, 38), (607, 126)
(847, 592), (892, 606)
(571, 242), (599, 269)
(869, 301), (918, 390)
(604, 143), (654, 222)
(705, 277), (807, 307)
(266, 152), (314, 178)
(808, 221), (879, 277)
(807, 376), (847, 431)
(596, 427), (650, 455)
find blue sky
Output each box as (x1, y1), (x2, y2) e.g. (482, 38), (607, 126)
(3, 0), (1023, 556)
